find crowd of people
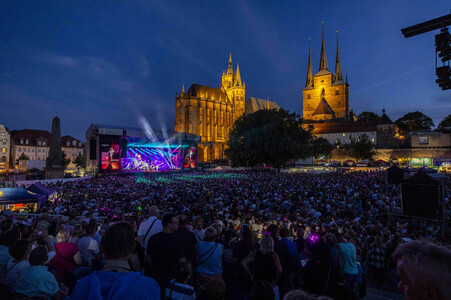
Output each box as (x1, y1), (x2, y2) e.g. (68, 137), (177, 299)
(0, 169), (450, 300)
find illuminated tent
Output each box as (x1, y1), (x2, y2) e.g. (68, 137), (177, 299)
(0, 188), (46, 209)
(27, 183), (56, 200)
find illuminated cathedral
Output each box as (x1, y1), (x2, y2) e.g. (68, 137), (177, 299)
(302, 26), (350, 121)
(174, 54), (245, 162)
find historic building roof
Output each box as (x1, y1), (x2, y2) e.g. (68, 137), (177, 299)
(312, 98), (335, 116)
(13, 129), (51, 147)
(186, 84), (230, 103)
(312, 120), (378, 134)
(61, 136), (84, 148)
(245, 97), (280, 114)
(377, 110), (394, 125)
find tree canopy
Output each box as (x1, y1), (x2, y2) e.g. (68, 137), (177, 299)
(437, 114), (451, 133)
(395, 111), (434, 138)
(225, 108), (313, 169)
(62, 151), (71, 168)
(343, 133), (376, 162)
(357, 111), (380, 122)
(310, 137), (333, 158)
(73, 153), (86, 169)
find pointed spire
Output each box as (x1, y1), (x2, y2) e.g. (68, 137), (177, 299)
(181, 82), (185, 93)
(319, 22), (328, 71)
(334, 31), (343, 82)
(305, 38), (313, 87)
(382, 106), (386, 114)
(227, 52), (233, 74)
(235, 63), (242, 86)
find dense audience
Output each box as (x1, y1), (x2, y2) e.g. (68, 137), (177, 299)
(0, 169), (450, 300)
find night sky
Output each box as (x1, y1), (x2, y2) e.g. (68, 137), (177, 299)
(1, 1), (450, 140)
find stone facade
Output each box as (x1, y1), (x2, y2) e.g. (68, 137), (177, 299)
(302, 27), (350, 121)
(410, 132), (451, 148)
(0, 125), (10, 172)
(174, 54), (245, 162)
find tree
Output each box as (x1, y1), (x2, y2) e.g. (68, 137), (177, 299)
(343, 133), (376, 162)
(436, 114), (451, 133)
(357, 111), (380, 122)
(62, 151), (71, 168)
(16, 152), (29, 165)
(225, 108), (313, 170)
(73, 153), (86, 169)
(310, 137), (333, 158)
(395, 111), (434, 138)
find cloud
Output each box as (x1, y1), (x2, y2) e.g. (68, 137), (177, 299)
(33, 54), (80, 68)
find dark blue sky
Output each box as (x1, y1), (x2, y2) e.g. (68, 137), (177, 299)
(1, 1), (450, 140)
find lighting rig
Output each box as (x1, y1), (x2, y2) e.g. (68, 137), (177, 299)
(402, 13), (451, 90)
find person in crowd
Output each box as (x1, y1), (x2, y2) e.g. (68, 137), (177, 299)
(335, 232), (358, 291)
(268, 224), (291, 298)
(242, 235), (283, 300)
(193, 217), (206, 242)
(4, 239), (30, 292)
(165, 261), (196, 300)
(204, 276), (227, 300)
(175, 214), (197, 264)
(0, 229), (20, 283)
(324, 233), (340, 268)
(294, 227), (305, 255)
(70, 221), (161, 299)
(250, 280), (276, 300)
(51, 228), (82, 279)
(78, 223), (102, 266)
(300, 236), (351, 299)
(367, 233), (385, 288)
(232, 225), (257, 296)
(196, 226), (223, 295)
(138, 205), (163, 254)
(15, 246), (67, 299)
(125, 217), (145, 272)
(147, 213), (186, 298)
(68, 223), (83, 244)
(392, 239), (451, 300)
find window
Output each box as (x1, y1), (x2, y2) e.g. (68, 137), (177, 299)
(2, 140), (6, 145)
(419, 136), (428, 144)
(372, 139), (375, 143)
(37, 141), (41, 146)
(307, 94), (311, 99)
(335, 90), (339, 95)
(1, 156), (6, 162)
(42, 142), (46, 146)
(17, 147), (21, 152)
(343, 133), (346, 137)
(20, 139), (24, 144)
(25, 139), (29, 145)
(67, 142), (70, 146)
(72, 140), (77, 146)
(1, 148), (6, 153)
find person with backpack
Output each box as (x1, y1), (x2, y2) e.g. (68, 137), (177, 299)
(137, 206), (163, 254)
(195, 226), (223, 296)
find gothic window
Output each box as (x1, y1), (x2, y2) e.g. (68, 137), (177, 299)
(308, 94), (311, 99)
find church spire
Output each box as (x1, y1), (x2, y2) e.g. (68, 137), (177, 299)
(319, 22), (328, 71)
(235, 63), (242, 86)
(228, 52), (233, 74)
(181, 82), (185, 93)
(305, 38), (313, 87)
(334, 31), (343, 82)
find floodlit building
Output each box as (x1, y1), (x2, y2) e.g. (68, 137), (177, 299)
(0, 125), (10, 172)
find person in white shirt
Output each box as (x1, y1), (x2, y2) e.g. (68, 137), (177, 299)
(78, 223), (102, 265)
(137, 206), (162, 253)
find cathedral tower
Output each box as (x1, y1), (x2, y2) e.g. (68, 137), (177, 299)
(302, 25), (350, 121)
(221, 53), (246, 121)
(175, 54), (245, 162)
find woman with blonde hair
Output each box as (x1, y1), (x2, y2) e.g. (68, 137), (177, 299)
(50, 228), (82, 279)
(242, 235), (283, 299)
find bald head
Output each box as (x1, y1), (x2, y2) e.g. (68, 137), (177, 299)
(148, 206), (159, 217)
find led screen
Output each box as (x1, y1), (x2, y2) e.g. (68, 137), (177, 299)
(121, 145), (195, 172)
(100, 143), (120, 171)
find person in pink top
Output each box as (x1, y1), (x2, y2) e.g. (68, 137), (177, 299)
(50, 229), (82, 278)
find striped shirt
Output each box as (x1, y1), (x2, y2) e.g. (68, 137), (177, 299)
(165, 279), (196, 300)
